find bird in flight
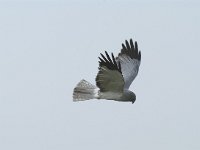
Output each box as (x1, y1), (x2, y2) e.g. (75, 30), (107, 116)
(73, 38), (141, 104)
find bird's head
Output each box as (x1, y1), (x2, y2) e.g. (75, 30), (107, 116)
(131, 92), (136, 104)
(124, 90), (136, 104)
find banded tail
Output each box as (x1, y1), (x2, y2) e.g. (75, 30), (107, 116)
(73, 79), (99, 101)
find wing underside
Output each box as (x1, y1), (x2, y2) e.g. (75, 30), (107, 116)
(116, 39), (141, 89)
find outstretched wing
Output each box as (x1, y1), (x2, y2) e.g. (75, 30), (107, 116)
(96, 51), (124, 93)
(116, 39), (141, 89)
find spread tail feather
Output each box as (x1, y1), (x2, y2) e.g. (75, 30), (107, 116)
(73, 79), (99, 101)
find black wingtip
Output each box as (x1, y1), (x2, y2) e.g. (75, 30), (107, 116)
(98, 51), (122, 73)
(130, 39), (134, 49)
(105, 51), (112, 63)
(122, 43), (126, 50)
(139, 51), (141, 61)
(119, 38), (141, 61)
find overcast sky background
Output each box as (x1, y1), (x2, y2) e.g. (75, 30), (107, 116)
(0, 0), (200, 150)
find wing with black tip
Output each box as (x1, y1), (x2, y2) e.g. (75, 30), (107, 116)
(96, 51), (124, 93)
(116, 39), (141, 89)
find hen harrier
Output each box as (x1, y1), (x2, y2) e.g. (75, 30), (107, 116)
(73, 39), (141, 103)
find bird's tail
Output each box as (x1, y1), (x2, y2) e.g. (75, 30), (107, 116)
(73, 79), (99, 101)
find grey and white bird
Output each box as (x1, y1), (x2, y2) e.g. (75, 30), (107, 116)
(73, 39), (141, 103)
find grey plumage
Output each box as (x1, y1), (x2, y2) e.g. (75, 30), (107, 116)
(73, 39), (141, 103)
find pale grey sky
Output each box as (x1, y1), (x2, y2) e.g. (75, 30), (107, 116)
(0, 1), (200, 150)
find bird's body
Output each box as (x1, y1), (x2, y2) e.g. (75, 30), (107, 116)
(99, 90), (135, 102)
(73, 39), (141, 104)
